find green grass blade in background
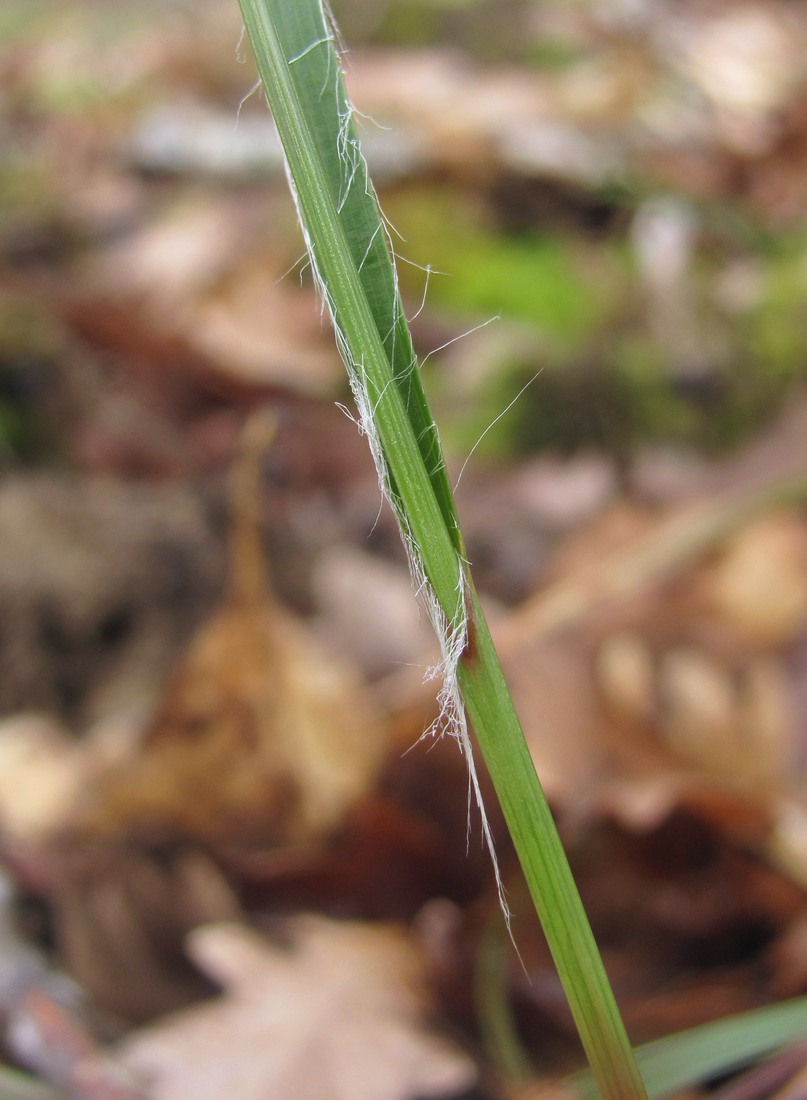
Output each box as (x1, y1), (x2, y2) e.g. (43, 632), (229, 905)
(235, 2), (648, 1096)
(571, 994), (807, 1099)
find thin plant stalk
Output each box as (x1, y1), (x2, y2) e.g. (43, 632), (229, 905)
(235, 2), (647, 1096)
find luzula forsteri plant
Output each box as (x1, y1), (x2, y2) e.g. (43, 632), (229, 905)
(235, 2), (646, 1097)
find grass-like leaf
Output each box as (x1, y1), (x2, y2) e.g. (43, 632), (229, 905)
(571, 993), (807, 1098)
(235, 2), (647, 1096)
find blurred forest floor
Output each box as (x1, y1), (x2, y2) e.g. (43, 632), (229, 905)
(3, 1), (807, 1097)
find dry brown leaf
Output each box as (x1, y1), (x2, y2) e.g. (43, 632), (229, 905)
(64, 198), (341, 400)
(119, 916), (476, 1100)
(490, 466), (807, 864)
(52, 848), (242, 1022)
(501, 632), (607, 809)
(78, 415), (389, 846)
(705, 511), (807, 649)
(313, 545), (439, 681)
(78, 593), (388, 844)
(189, 261), (340, 395)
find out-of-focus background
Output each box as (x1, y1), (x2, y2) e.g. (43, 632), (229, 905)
(3, 1), (807, 1097)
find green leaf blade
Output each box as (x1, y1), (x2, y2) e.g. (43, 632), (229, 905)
(245, 0), (461, 555)
(235, 3), (648, 1097)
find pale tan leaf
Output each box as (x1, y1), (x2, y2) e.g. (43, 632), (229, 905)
(0, 715), (87, 841)
(706, 511), (807, 648)
(120, 916), (476, 1100)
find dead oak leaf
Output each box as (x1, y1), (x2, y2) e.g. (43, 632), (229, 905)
(119, 916), (476, 1100)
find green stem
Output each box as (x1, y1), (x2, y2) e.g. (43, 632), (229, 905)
(460, 586), (644, 1097)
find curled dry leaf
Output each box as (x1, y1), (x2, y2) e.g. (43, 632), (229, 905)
(119, 916), (476, 1100)
(78, 414), (389, 846)
(76, 595), (389, 844)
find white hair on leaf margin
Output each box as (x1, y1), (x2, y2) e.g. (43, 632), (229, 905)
(282, 0), (511, 933)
